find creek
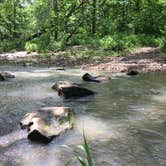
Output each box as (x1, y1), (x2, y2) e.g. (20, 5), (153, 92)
(0, 66), (165, 166)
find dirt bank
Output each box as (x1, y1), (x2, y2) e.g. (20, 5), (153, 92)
(0, 47), (165, 73)
(82, 47), (166, 73)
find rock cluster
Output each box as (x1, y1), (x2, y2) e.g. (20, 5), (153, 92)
(20, 72), (110, 143)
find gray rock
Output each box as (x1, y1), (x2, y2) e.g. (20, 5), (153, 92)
(0, 72), (15, 81)
(20, 107), (74, 143)
(56, 68), (65, 71)
(127, 70), (139, 76)
(52, 81), (95, 99)
(82, 73), (111, 83)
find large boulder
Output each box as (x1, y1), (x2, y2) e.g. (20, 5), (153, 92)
(20, 107), (74, 143)
(0, 72), (15, 81)
(52, 81), (95, 99)
(82, 73), (110, 83)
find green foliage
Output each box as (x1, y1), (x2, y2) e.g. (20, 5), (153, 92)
(100, 34), (135, 50)
(25, 42), (38, 52)
(0, 0), (165, 53)
(0, 39), (24, 53)
(65, 131), (93, 166)
(47, 39), (67, 51)
(25, 36), (66, 53)
(160, 52), (166, 59)
(138, 35), (164, 47)
(69, 33), (164, 52)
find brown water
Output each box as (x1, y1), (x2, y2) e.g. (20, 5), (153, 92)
(0, 66), (165, 166)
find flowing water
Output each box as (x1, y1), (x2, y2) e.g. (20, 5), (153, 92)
(0, 66), (165, 166)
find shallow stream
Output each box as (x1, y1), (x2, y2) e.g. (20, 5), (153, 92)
(0, 66), (165, 166)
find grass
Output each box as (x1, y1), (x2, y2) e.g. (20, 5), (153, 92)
(65, 131), (93, 166)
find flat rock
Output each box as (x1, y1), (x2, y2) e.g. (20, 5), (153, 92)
(52, 81), (95, 99)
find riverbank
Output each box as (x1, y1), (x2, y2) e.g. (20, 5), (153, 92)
(0, 47), (165, 73)
(83, 47), (166, 73)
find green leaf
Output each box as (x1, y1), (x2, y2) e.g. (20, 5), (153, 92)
(83, 130), (93, 166)
(77, 156), (87, 166)
(65, 157), (76, 166)
(75, 144), (86, 154)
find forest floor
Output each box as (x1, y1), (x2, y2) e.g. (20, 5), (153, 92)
(0, 47), (166, 73)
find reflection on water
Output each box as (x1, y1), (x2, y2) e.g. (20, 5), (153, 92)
(0, 66), (166, 166)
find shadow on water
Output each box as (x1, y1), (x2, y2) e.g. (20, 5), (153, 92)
(0, 66), (166, 165)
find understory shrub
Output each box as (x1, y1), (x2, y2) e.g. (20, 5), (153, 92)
(0, 39), (24, 53)
(69, 33), (164, 52)
(100, 34), (164, 51)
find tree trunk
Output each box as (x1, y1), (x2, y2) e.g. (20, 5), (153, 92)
(53, 0), (58, 40)
(13, 0), (17, 38)
(135, 0), (141, 11)
(92, 0), (97, 34)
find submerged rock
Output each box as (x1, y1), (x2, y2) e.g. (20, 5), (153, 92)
(127, 70), (139, 76)
(82, 73), (110, 83)
(0, 72), (15, 81)
(56, 68), (65, 71)
(20, 107), (74, 143)
(52, 81), (95, 99)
